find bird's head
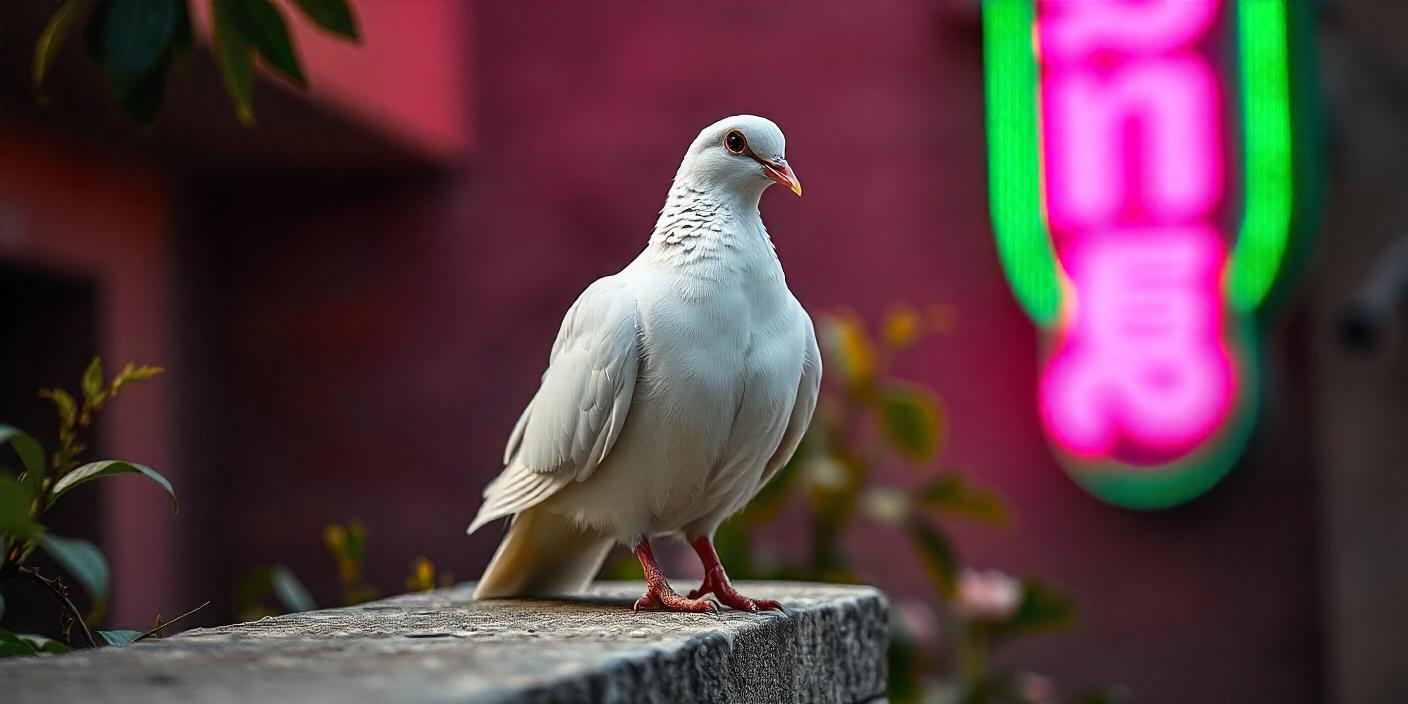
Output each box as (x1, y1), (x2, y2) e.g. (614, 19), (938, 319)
(675, 115), (802, 199)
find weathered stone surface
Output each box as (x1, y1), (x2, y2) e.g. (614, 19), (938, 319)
(0, 581), (889, 703)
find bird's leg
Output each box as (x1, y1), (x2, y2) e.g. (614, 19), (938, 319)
(686, 536), (783, 612)
(632, 539), (717, 613)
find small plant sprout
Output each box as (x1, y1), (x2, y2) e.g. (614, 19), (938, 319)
(0, 357), (203, 656)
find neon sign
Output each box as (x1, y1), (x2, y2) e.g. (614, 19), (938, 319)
(982, 0), (1298, 508)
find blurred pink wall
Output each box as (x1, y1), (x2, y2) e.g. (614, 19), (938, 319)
(0, 1), (1334, 702)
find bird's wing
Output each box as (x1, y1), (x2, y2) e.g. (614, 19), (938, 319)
(468, 276), (640, 533)
(758, 311), (822, 489)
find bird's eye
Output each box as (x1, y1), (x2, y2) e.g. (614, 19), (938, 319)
(724, 130), (747, 155)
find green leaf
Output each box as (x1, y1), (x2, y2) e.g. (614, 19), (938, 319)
(223, 0), (307, 87)
(345, 520), (367, 561)
(271, 565), (316, 613)
(38, 389), (77, 434)
(233, 566), (276, 619)
(0, 425), (46, 478)
(98, 629), (142, 646)
(917, 472), (1010, 527)
(886, 620), (922, 703)
(1065, 687), (1133, 704)
(344, 585), (378, 606)
(0, 628), (39, 657)
(18, 633), (69, 654)
(0, 473), (43, 542)
(168, 0), (193, 73)
(100, 0), (175, 87)
(116, 57), (170, 125)
(39, 534), (109, 603)
(820, 314), (876, 392)
(292, 0), (360, 40)
(31, 0), (92, 99)
(877, 382), (945, 464)
(49, 460), (177, 512)
(991, 578), (1078, 641)
(111, 364), (164, 395)
(81, 357), (105, 406)
(212, 0), (255, 126)
(908, 520), (958, 597)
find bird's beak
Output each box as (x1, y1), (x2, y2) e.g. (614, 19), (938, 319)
(761, 160), (802, 197)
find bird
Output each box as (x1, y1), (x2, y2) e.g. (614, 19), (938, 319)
(467, 115), (821, 613)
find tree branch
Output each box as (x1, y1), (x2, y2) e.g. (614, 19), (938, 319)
(4, 566), (98, 648)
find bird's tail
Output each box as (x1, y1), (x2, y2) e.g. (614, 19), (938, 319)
(473, 506), (615, 599)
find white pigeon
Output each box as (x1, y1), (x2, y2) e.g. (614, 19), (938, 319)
(468, 115), (820, 613)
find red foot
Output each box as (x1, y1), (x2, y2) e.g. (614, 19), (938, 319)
(632, 539), (718, 614)
(687, 566), (783, 612)
(633, 585), (718, 613)
(687, 537), (784, 613)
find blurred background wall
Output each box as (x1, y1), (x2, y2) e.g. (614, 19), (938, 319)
(1, 1), (1405, 702)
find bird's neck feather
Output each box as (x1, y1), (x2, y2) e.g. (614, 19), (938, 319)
(643, 177), (777, 275)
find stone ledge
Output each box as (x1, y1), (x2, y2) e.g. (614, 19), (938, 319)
(0, 581), (889, 703)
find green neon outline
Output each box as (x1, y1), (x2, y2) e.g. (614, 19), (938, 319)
(981, 0), (1297, 319)
(1227, 0), (1295, 311)
(978, 0), (1299, 508)
(982, 0), (1062, 327)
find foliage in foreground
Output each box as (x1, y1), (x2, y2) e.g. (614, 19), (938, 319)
(0, 358), (204, 656)
(235, 520), (453, 622)
(32, 0), (360, 126)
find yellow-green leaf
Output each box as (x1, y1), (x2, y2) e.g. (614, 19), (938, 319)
(38, 389), (77, 432)
(877, 382), (945, 464)
(990, 578), (1078, 641)
(821, 314), (876, 391)
(405, 557), (435, 592)
(908, 520), (958, 597)
(0, 473), (44, 541)
(917, 472), (1010, 527)
(212, 1), (256, 126)
(32, 0), (91, 100)
(111, 364), (163, 395)
(883, 304), (920, 349)
(81, 357), (105, 405)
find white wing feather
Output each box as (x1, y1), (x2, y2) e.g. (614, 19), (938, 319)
(759, 314), (822, 490)
(468, 276), (639, 534)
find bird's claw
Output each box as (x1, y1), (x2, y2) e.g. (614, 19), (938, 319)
(634, 587), (718, 614)
(689, 573), (785, 613)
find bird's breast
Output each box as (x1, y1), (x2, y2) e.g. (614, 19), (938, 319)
(631, 267), (803, 451)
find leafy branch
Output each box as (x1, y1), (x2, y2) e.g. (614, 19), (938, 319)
(32, 0), (360, 127)
(235, 520), (452, 621)
(0, 357), (185, 656)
